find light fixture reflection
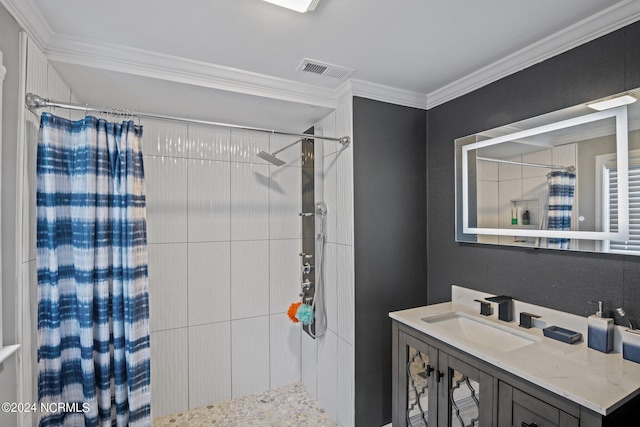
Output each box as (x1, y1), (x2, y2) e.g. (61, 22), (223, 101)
(262, 0), (320, 13)
(588, 95), (637, 111)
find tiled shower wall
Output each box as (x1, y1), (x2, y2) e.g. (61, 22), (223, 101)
(305, 98), (355, 427)
(143, 121), (304, 417)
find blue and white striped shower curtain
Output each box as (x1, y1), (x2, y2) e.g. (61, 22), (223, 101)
(546, 170), (576, 249)
(37, 113), (151, 426)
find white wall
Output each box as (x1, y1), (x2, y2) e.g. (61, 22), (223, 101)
(302, 97), (355, 427)
(143, 121), (303, 418)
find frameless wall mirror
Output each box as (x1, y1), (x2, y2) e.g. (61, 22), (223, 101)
(455, 88), (640, 255)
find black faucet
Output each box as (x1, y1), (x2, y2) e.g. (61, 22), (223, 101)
(485, 296), (513, 322)
(519, 312), (541, 329)
(474, 299), (493, 316)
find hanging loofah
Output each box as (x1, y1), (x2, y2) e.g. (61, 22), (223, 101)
(287, 302), (302, 323)
(296, 303), (315, 325)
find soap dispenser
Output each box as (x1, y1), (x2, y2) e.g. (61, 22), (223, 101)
(587, 300), (614, 353)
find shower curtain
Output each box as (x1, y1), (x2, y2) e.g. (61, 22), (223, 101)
(546, 170), (576, 249)
(37, 112), (151, 426)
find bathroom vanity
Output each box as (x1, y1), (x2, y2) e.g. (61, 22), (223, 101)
(390, 287), (640, 426)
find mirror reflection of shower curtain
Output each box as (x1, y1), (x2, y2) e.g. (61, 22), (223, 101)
(546, 171), (576, 249)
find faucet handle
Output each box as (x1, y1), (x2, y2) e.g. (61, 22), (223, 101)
(519, 312), (541, 329)
(474, 299), (493, 316)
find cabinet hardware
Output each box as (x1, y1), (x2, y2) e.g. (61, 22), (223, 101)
(436, 370), (444, 382)
(521, 422), (537, 427)
(425, 365), (434, 377)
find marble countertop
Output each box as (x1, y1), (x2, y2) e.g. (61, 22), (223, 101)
(390, 290), (640, 416)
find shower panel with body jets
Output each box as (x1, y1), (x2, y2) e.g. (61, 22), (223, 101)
(258, 134), (349, 338)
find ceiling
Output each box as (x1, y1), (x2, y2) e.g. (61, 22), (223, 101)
(4, 0), (640, 132)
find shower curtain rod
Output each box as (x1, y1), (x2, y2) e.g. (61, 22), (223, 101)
(476, 156), (575, 173)
(25, 93), (351, 146)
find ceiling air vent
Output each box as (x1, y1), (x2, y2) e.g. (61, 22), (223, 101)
(297, 59), (354, 80)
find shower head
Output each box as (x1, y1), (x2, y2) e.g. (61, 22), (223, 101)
(256, 137), (306, 166)
(315, 202), (327, 217)
(257, 151), (286, 166)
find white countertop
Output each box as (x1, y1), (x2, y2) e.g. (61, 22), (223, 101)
(390, 295), (640, 416)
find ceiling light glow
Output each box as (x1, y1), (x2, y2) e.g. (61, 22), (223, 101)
(588, 95), (637, 111)
(262, 0), (320, 13)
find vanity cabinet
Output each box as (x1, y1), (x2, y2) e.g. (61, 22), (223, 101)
(393, 320), (640, 427)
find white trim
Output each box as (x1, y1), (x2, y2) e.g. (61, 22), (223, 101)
(461, 106), (629, 240)
(341, 79), (427, 110)
(45, 34), (342, 109)
(426, 0), (640, 109)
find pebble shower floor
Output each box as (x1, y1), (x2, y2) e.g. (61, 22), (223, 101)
(153, 383), (338, 426)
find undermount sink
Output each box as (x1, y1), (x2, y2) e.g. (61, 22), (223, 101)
(422, 311), (538, 353)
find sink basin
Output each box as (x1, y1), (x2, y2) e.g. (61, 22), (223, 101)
(422, 312), (538, 353)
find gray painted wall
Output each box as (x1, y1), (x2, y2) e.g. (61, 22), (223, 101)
(427, 21), (640, 323)
(0, 3), (23, 426)
(353, 97), (427, 427)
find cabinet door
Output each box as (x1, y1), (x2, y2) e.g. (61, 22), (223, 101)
(498, 382), (579, 427)
(398, 331), (439, 427)
(441, 354), (494, 427)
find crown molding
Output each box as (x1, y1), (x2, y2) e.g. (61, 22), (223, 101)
(45, 35), (344, 109)
(426, 0), (640, 109)
(0, 0), (52, 50)
(339, 79), (427, 110)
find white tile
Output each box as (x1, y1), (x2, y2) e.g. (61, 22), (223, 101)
(188, 242), (231, 326)
(522, 149), (552, 178)
(301, 332), (318, 399)
(230, 129), (270, 164)
(269, 165), (302, 240)
(150, 329), (189, 418)
(336, 146), (354, 246)
(144, 155), (188, 244)
(187, 123), (230, 161)
(498, 155), (523, 181)
(231, 241), (269, 319)
(148, 243), (188, 331)
(270, 239), (302, 314)
(337, 338), (355, 427)
(479, 181), (499, 228)
(231, 316), (270, 397)
(47, 65), (71, 119)
(522, 177), (548, 227)
(477, 158), (499, 181)
(26, 38), (49, 101)
(552, 143), (577, 171)
(188, 159), (231, 242)
(230, 163), (270, 241)
(336, 245), (354, 344)
(321, 243), (338, 334)
(22, 112), (39, 263)
(188, 322), (231, 408)
(323, 151), (339, 244)
(141, 118), (188, 157)
(270, 134), (303, 166)
(317, 330), (338, 421)
(269, 314), (301, 388)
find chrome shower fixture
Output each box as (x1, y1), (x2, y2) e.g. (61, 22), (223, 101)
(257, 137), (306, 166)
(315, 202), (327, 217)
(257, 135), (350, 166)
